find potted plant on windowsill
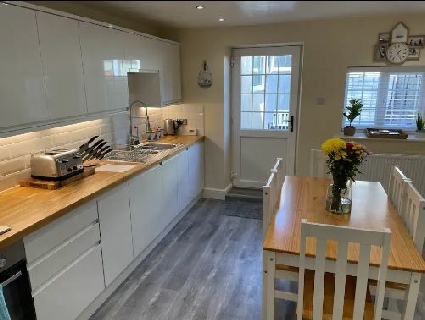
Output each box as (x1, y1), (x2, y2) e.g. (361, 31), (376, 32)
(416, 114), (425, 138)
(343, 98), (363, 136)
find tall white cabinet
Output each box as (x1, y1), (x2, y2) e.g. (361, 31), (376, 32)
(0, 5), (49, 129)
(36, 11), (88, 119)
(159, 40), (182, 105)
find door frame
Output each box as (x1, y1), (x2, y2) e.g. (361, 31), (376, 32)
(230, 43), (304, 188)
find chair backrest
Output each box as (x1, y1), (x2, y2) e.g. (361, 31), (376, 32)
(263, 171), (278, 239)
(400, 181), (425, 253)
(272, 157), (285, 191)
(297, 219), (391, 320)
(309, 149), (330, 178)
(388, 165), (412, 211)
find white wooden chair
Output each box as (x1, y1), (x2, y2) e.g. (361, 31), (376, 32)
(297, 219), (391, 320)
(388, 165), (412, 212)
(271, 157), (285, 201)
(309, 149), (330, 178)
(263, 171), (277, 239)
(370, 181), (425, 319)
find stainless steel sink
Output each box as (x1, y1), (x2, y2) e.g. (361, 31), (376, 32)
(141, 142), (179, 150)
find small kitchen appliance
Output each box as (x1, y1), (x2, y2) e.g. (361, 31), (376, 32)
(30, 148), (84, 181)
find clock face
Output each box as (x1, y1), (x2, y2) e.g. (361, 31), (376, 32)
(386, 43), (409, 64)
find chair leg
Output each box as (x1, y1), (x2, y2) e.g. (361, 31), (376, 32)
(263, 250), (276, 320)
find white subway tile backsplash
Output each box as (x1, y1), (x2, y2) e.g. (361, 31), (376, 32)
(0, 114), (128, 192)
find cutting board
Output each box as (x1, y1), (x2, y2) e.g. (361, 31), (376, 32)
(19, 166), (96, 190)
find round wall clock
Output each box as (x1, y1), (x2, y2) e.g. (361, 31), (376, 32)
(386, 43), (409, 64)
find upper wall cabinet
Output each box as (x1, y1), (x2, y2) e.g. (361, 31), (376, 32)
(79, 22), (129, 114)
(36, 12), (88, 120)
(124, 33), (161, 73)
(158, 40), (182, 106)
(0, 5), (49, 129)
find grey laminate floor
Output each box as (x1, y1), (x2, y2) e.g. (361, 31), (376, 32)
(89, 198), (420, 320)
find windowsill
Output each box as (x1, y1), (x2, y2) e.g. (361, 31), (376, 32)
(337, 131), (425, 142)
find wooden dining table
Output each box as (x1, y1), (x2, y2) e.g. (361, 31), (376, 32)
(262, 176), (425, 320)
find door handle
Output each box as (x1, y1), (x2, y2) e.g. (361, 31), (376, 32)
(289, 116), (294, 132)
(1, 270), (22, 287)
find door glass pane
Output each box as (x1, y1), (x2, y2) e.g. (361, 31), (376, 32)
(266, 75), (278, 93)
(253, 94), (264, 112)
(240, 56), (252, 75)
(241, 94), (253, 111)
(241, 76), (252, 93)
(239, 54), (292, 130)
(265, 94), (277, 112)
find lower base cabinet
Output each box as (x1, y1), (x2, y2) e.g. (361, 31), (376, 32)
(97, 183), (134, 286)
(32, 245), (104, 320)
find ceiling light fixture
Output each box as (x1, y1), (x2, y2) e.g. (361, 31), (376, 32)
(108, 24), (113, 28)
(219, 18), (225, 22)
(196, 5), (204, 10)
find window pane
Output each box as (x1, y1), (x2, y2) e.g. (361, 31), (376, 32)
(241, 76), (252, 93)
(241, 112), (252, 129)
(278, 75), (291, 93)
(241, 56), (252, 75)
(241, 94), (252, 111)
(253, 56), (265, 74)
(264, 112), (275, 129)
(277, 94), (290, 111)
(266, 56), (280, 74)
(266, 75), (278, 93)
(265, 94), (277, 112)
(344, 68), (425, 129)
(253, 94), (264, 112)
(253, 75), (265, 92)
(251, 112), (264, 129)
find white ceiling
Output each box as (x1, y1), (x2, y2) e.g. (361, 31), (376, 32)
(79, 1), (425, 28)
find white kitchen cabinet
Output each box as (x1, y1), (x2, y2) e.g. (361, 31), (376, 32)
(97, 183), (134, 286)
(161, 156), (179, 223)
(79, 22), (128, 114)
(23, 200), (104, 320)
(176, 148), (191, 213)
(0, 4), (49, 129)
(158, 40), (182, 105)
(32, 245), (104, 320)
(188, 142), (204, 199)
(128, 165), (163, 257)
(36, 11), (87, 120)
(124, 33), (161, 73)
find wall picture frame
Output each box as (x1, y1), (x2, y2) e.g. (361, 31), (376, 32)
(378, 33), (390, 44)
(407, 47), (420, 61)
(407, 35), (424, 48)
(374, 44), (388, 61)
(390, 22), (409, 43)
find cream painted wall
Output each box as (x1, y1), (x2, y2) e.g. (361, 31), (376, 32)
(168, 13), (425, 190)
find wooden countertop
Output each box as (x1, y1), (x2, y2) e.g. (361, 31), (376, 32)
(0, 135), (204, 249)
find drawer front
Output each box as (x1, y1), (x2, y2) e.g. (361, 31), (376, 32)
(28, 222), (100, 291)
(24, 200), (98, 264)
(33, 244), (105, 320)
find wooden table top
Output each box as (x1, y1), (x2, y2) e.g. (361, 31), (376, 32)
(0, 136), (204, 249)
(263, 176), (425, 273)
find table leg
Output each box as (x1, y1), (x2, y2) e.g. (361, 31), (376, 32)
(263, 250), (276, 320)
(402, 272), (421, 320)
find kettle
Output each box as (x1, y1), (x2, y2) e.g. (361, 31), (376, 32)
(163, 119), (174, 135)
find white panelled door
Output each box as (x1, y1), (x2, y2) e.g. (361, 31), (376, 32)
(231, 45), (302, 188)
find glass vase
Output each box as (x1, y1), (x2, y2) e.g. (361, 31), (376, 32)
(325, 180), (352, 214)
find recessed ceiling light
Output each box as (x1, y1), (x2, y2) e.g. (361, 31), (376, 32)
(196, 5), (204, 10)
(219, 18), (225, 22)
(108, 24), (113, 28)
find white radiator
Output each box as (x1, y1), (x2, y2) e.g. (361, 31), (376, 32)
(356, 153), (425, 197)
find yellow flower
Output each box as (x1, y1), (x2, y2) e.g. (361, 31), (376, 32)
(321, 138), (346, 155)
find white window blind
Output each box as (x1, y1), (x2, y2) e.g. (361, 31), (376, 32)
(344, 66), (425, 130)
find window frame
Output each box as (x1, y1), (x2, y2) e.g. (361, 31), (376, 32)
(343, 66), (425, 132)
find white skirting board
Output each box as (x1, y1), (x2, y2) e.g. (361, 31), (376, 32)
(77, 193), (202, 320)
(202, 184), (232, 200)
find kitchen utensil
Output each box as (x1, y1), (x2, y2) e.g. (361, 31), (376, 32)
(98, 148), (113, 160)
(85, 141), (107, 160)
(81, 139), (106, 161)
(78, 136), (99, 154)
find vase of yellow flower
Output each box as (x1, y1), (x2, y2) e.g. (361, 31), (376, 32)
(321, 138), (371, 214)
